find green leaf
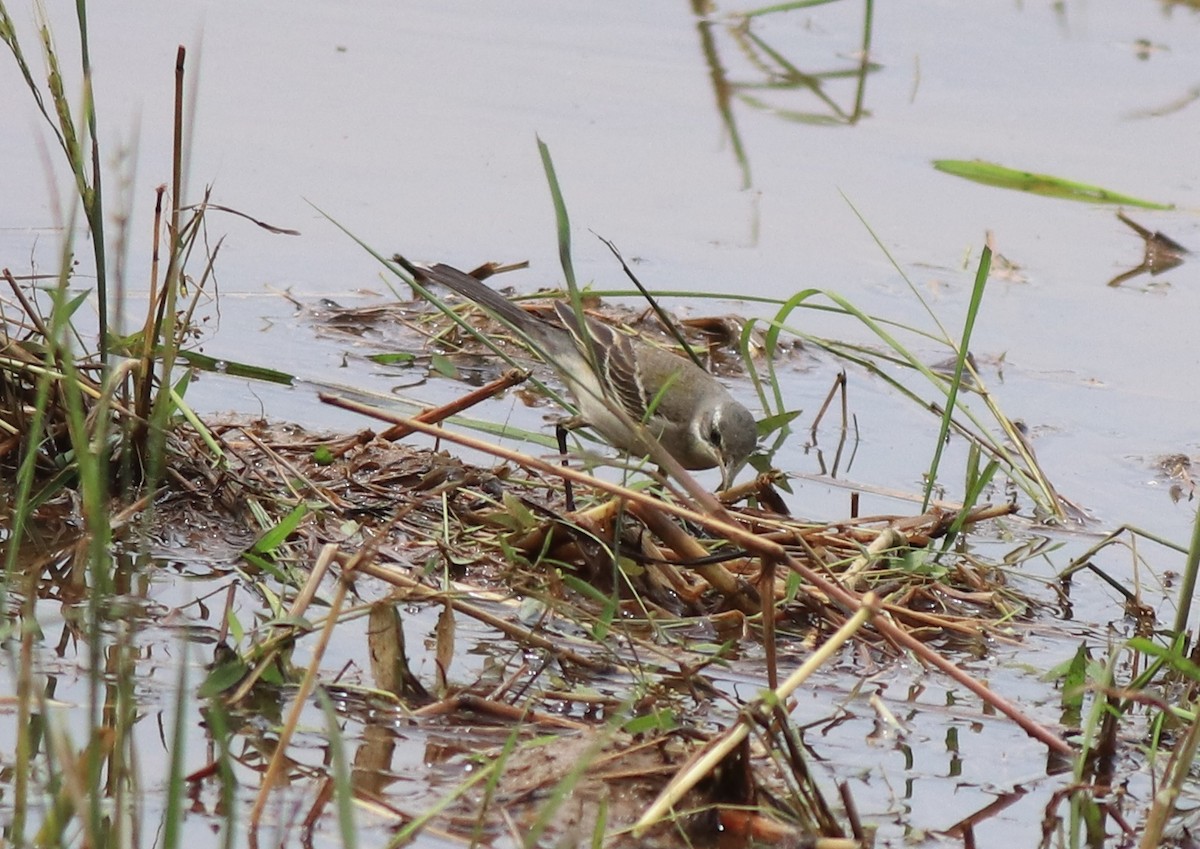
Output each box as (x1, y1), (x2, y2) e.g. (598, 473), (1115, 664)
(562, 574), (617, 641)
(312, 445), (335, 466)
(742, 0), (842, 16)
(560, 574), (611, 606)
(923, 245), (991, 512)
(430, 352), (458, 379)
(756, 409), (801, 438)
(259, 661), (288, 686)
(198, 656), (249, 699)
(226, 609), (244, 644)
(249, 503), (309, 555)
(241, 552), (287, 582)
(316, 688), (358, 849)
(497, 491), (538, 532)
(933, 160), (1174, 209)
(264, 614), (317, 631)
(898, 549), (947, 580)
(175, 349), (296, 384)
(1129, 636), (1200, 683)
(537, 135), (576, 291)
(368, 351), (416, 366)
(1059, 643), (1088, 727)
(623, 709), (676, 735)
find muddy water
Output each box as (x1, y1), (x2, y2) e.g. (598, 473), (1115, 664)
(3, 1), (1199, 846)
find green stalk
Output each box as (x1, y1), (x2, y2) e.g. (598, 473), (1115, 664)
(74, 0), (107, 362)
(537, 136), (602, 380)
(922, 245), (990, 511)
(1170, 503), (1200, 636)
(162, 642), (190, 849)
(144, 46), (188, 492)
(316, 688), (358, 849)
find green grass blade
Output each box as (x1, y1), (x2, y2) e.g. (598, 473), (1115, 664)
(841, 190), (948, 337)
(743, 0), (843, 16)
(537, 135), (576, 292)
(249, 503), (310, 555)
(168, 384), (225, 459)
(922, 245), (990, 511)
(202, 700), (239, 849)
(162, 642), (190, 849)
(386, 756), (502, 846)
(934, 160), (1174, 209)
(316, 687), (357, 849)
(740, 318), (787, 424)
(174, 349), (296, 384)
(1170, 501), (1200, 636)
(74, 0), (107, 361)
(537, 136), (603, 379)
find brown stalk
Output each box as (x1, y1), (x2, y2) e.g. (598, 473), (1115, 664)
(627, 500), (757, 615)
(320, 395), (1074, 756)
(411, 692), (589, 731)
(379, 368), (528, 441)
(4, 269), (54, 342)
(634, 594), (880, 834)
(839, 528), (908, 590)
(353, 556), (611, 672)
(135, 185), (166, 437)
(249, 543), (347, 831)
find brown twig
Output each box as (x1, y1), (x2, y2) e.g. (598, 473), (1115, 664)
(249, 543), (347, 831)
(354, 556), (612, 672)
(634, 594), (880, 834)
(412, 692), (589, 731)
(320, 395), (1074, 756)
(380, 368), (528, 442)
(627, 500), (758, 615)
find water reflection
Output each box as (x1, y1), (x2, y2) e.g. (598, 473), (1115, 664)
(1106, 211), (1189, 288)
(691, 0), (881, 190)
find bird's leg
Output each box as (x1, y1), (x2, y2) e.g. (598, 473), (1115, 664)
(556, 422), (575, 512)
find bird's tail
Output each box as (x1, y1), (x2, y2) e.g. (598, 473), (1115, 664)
(395, 256), (540, 336)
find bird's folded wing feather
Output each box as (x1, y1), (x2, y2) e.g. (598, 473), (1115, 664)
(552, 302), (649, 421)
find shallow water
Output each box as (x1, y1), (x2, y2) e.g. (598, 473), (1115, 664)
(5, 2), (1197, 528)
(3, 1), (1199, 846)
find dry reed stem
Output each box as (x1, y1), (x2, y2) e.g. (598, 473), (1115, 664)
(227, 541), (340, 705)
(838, 528), (908, 590)
(627, 500), (758, 614)
(321, 397), (1074, 755)
(411, 693), (590, 731)
(353, 556), (611, 672)
(379, 367), (528, 441)
(633, 593), (880, 834)
(249, 542), (347, 830)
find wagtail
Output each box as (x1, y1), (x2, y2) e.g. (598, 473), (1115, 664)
(397, 259), (758, 490)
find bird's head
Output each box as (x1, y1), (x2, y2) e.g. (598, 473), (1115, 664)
(696, 400), (758, 491)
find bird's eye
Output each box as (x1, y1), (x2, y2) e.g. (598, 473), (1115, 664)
(709, 425), (722, 448)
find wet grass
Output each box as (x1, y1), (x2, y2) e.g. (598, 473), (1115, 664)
(5, 5), (1200, 849)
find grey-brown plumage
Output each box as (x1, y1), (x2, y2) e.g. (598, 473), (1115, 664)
(398, 258), (757, 489)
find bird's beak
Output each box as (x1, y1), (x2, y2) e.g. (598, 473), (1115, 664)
(719, 458), (747, 492)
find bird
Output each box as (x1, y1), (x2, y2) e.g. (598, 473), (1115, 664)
(396, 258), (758, 490)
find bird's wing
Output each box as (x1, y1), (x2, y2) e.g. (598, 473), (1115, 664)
(399, 258), (545, 338)
(552, 301), (648, 421)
